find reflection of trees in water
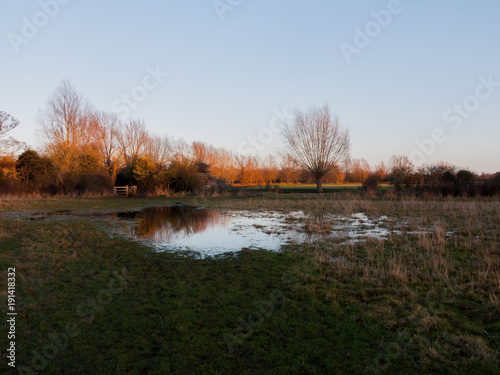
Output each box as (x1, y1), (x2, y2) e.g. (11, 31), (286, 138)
(129, 206), (228, 242)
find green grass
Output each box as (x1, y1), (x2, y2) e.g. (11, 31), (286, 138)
(236, 183), (362, 192)
(0, 219), (392, 374)
(233, 183), (390, 194)
(1, 196), (499, 374)
(0, 196), (186, 213)
(277, 183), (363, 188)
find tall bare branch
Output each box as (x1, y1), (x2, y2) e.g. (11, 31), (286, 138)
(282, 105), (350, 192)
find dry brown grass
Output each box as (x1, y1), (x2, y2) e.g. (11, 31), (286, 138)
(209, 195), (498, 368)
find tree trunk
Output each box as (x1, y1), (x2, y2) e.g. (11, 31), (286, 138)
(316, 177), (323, 193)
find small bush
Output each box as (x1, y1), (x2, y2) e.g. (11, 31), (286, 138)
(362, 174), (380, 196)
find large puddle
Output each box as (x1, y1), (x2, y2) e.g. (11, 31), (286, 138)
(117, 206), (299, 257)
(114, 206), (396, 257)
(6, 205), (439, 258)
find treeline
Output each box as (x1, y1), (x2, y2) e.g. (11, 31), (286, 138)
(0, 81), (499, 196)
(360, 156), (500, 197)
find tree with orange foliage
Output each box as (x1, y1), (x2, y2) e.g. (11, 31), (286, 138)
(262, 154), (279, 184)
(235, 155), (259, 185)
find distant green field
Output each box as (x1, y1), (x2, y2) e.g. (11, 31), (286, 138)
(237, 183), (360, 190)
(237, 183), (389, 193)
(278, 183), (361, 189)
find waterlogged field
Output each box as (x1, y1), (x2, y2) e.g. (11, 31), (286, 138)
(0, 195), (499, 374)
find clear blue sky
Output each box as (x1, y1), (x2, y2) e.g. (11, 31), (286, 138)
(1, 0), (499, 173)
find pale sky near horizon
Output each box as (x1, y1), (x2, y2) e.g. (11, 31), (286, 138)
(1, 1), (499, 173)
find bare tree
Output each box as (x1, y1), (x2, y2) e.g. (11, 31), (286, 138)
(423, 161), (455, 186)
(93, 111), (120, 167)
(144, 134), (171, 167)
(349, 158), (371, 183)
(282, 105), (350, 192)
(38, 80), (96, 151)
(192, 141), (209, 165)
(170, 138), (193, 165)
(92, 111), (122, 183)
(37, 80), (97, 183)
(374, 162), (389, 182)
(117, 119), (149, 165)
(211, 147), (234, 182)
(0, 111), (27, 156)
(0, 111), (20, 138)
(280, 154), (301, 184)
(262, 154), (279, 184)
(235, 155), (258, 185)
(388, 155), (418, 190)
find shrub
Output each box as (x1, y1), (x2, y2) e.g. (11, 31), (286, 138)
(16, 150), (59, 193)
(167, 161), (201, 192)
(362, 173), (380, 196)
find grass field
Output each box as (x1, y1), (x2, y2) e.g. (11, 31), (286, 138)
(1, 195), (499, 374)
(236, 183), (362, 191)
(272, 183), (362, 189)
(234, 183), (390, 194)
